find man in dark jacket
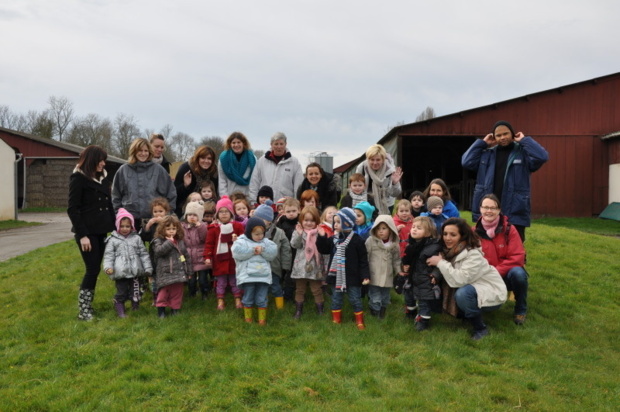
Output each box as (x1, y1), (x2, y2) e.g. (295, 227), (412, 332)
(462, 121), (549, 241)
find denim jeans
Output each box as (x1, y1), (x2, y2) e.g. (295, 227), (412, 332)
(269, 273), (283, 297)
(454, 284), (502, 318)
(241, 282), (269, 308)
(417, 299), (433, 318)
(504, 266), (529, 315)
(403, 288), (416, 309)
(330, 286), (363, 312)
(368, 285), (391, 311)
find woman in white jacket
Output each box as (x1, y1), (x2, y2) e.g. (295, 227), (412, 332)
(427, 217), (507, 340)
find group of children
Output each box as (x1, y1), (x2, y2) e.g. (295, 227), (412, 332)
(102, 173), (461, 332)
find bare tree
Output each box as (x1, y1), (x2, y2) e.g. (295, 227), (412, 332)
(24, 110), (54, 138)
(143, 128), (155, 139)
(385, 120), (405, 133)
(169, 132), (196, 162)
(113, 113), (141, 158)
(66, 114), (114, 151)
(415, 106), (436, 122)
(0, 105), (20, 130)
(160, 124), (174, 139)
(48, 96), (74, 141)
(253, 149), (265, 159)
(198, 136), (225, 159)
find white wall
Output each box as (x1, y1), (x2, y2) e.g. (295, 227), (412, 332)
(0, 139), (16, 220)
(609, 164), (620, 204)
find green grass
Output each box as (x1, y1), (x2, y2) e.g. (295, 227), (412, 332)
(0, 220), (42, 231)
(535, 216), (620, 236)
(0, 222), (619, 410)
(20, 207), (66, 213)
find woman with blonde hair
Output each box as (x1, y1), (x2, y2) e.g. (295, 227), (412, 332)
(112, 138), (177, 230)
(355, 144), (403, 215)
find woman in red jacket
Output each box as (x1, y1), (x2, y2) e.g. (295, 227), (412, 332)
(474, 194), (528, 325)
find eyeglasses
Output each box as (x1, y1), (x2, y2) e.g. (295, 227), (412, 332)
(480, 206), (499, 211)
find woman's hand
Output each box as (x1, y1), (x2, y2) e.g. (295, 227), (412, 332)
(426, 254), (443, 267)
(183, 170), (192, 188)
(79, 236), (91, 252)
(391, 167), (403, 184)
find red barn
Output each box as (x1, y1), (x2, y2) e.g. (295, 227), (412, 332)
(336, 72), (620, 218)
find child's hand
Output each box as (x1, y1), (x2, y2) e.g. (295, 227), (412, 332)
(204, 259), (212, 268)
(166, 236), (174, 241)
(318, 227), (325, 237)
(430, 275), (437, 285)
(362, 278), (370, 285)
(398, 271), (408, 277)
(105, 268), (113, 275)
(232, 234), (238, 241)
(254, 246), (263, 255)
(295, 223), (303, 234)
(396, 224), (404, 230)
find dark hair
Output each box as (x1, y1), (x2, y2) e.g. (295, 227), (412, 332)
(150, 197), (171, 213)
(409, 190), (424, 202)
(155, 215), (184, 241)
(423, 178), (452, 202)
(77, 145), (108, 179)
(149, 133), (165, 143)
(441, 217), (480, 249)
(190, 145), (217, 176)
(199, 180), (219, 201)
(224, 132), (251, 151)
(480, 193), (501, 209)
(305, 162), (325, 177)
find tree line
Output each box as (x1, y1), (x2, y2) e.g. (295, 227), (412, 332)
(0, 96), (233, 162)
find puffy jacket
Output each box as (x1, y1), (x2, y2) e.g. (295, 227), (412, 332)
(290, 230), (324, 281)
(462, 137), (548, 227)
(232, 235), (278, 285)
(474, 214), (525, 277)
(365, 215), (401, 288)
(249, 151), (304, 201)
(112, 161), (176, 221)
(436, 247), (507, 308)
(103, 231), (152, 280)
(181, 222), (208, 272)
(402, 237), (442, 300)
(203, 221), (245, 276)
(152, 237), (190, 288)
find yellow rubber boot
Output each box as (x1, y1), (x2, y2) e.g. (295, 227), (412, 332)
(275, 296), (284, 309)
(243, 307), (253, 323)
(258, 307), (267, 325)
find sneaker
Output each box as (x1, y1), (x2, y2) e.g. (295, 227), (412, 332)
(414, 316), (429, 331)
(514, 314), (526, 325)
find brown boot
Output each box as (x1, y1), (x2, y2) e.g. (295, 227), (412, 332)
(217, 298), (225, 311)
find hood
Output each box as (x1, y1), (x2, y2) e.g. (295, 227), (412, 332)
(354, 201), (375, 225)
(371, 214), (399, 241)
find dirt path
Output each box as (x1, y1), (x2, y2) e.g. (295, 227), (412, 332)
(0, 213), (74, 262)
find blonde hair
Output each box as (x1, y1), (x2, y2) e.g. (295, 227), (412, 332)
(283, 198), (301, 209)
(413, 216), (437, 239)
(365, 144), (387, 161)
(320, 206), (337, 223)
(128, 138), (154, 164)
(396, 199), (412, 211)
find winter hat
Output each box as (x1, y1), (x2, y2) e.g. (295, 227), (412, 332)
(337, 207), (357, 232)
(254, 199), (275, 222)
(354, 201), (375, 225)
(275, 197), (289, 207)
(492, 120), (515, 137)
(216, 195), (234, 215)
(426, 196), (444, 211)
(115, 208), (134, 232)
(245, 217), (266, 238)
(257, 185), (274, 202)
(184, 201), (204, 221)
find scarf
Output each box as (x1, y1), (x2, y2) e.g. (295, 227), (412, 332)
(443, 241), (467, 262)
(216, 223), (233, 255)
(481, 216), (500, 239)
(365, 163), (390, 215)
(329, 231), (354, 292)
(219, 149), (256, 186)
(348, 189), (367, 207)
(303, 228), (321, 267)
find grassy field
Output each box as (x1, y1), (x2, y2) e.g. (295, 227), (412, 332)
(0, 216), (618, 410)
(0, 220), (42, 231)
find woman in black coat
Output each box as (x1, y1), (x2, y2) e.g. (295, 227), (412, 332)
(296, 162), (339, 212)
(174, 145), (218, 217)
(67, 145), (116, 321)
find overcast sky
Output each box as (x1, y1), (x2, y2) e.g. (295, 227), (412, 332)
(1, 0), (618, 168)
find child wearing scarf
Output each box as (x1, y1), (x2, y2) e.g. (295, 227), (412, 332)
(317, 207), (370, 330)
(204, 196), (245, 311)
(290, 206), (325, 319)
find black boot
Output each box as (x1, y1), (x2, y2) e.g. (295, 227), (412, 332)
(294, 302), (303, 319)
(316, 302), (324, 315)
(171, 309), (179, 316)
(470, 315), (489, 340)
(379, 307), (387, 320)
(370, 308), (380, 318)
(157, 307), (166, 319)
(415, 315), (430, 331)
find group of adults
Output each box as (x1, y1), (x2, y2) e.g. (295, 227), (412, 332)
(68, 120), (547, 338)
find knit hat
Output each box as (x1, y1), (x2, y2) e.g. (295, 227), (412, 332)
(275, 197), (289, 207)
(354, 201), (375, 225)
(245, 217), (266, 238)
(257, 185), (274, 203)
(254, 199), (275, 222)
(115, 208), (134, 232)
(426, 196), (444, 211)
(337, 207), (357, 232)
(216, 195), (234, 216)
(492, 120), (515, 137)
(184, 201), (204, 221)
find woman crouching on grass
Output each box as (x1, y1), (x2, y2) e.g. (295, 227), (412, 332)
(426, 218), (507, 340)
